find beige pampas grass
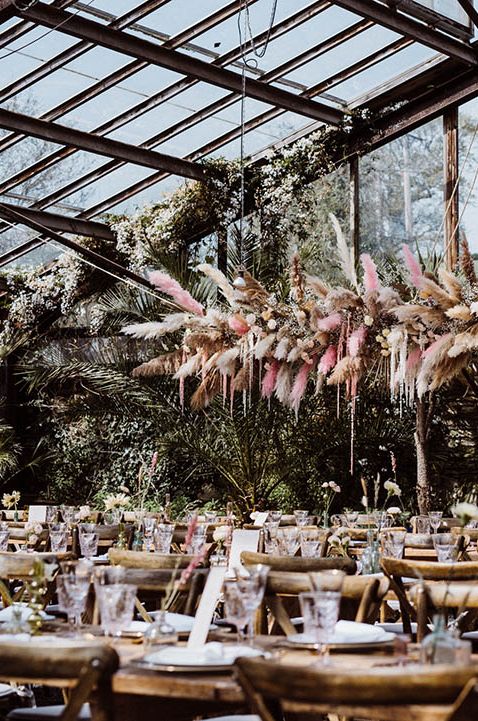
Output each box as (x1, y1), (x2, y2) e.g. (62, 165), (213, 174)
(445, 304), (473, 322)
(392, 304), (445, 329)
(420, 277), (455, 310)
(378, 286), (403, 311)
(274, 336), (290, 360)
(215, 347), (240, 375)
(326, 287), (361, 311)
(232, 366), (249, 392)
(438, 267), (462, 304)
(429, 354), (469, 392)
(122, 314), (187, 339)
(190, 372), (220, 410)
(329, 213), (358, 291)
(275, 364), (292, 403)
(132, 350), (183, 378)
(327, 356), (362, 386)
(254, 333), (276, 360)
(416, 334), (454, 397)
(448, 325), (478, 358)
(174, 352), (203, 380)
(305, 274), (330, 298)
(197, 263), (236, 306)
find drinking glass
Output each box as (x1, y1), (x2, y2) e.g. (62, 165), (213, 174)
(56, 574), (90, 634)
(309, 569), (345, 593)
(50, 529), (68, 554)
(294, 510), (308, 525)
(97, 583), (137, 638)
(143, 514), (157, 552)
(262, 522), (278, 554)
(300, 528), (321, 558)
(46, 506), (59, 524)
(268, 510), (282, 524)
(433, 534), (458, 563)
(381, 530), (406, 559)
(239, 564), (270, 647)
(222, 580), (249, 643)
(204, 511), (217, 525)
(103, 509), (121, 525)
(154, 523), (174, 553)
(276, 527), (299, 556)
(373, 511), (389, 531)
(429, 511), (443, 533)
(60, 505), (76, 525)
(344, 512), (359, 528)
(299, 590), (341, 665)
(187, 524), (207, 555)
(415, 516), (431, 534)
(79, 532), (99, 558)
(0, 529), (9, 551)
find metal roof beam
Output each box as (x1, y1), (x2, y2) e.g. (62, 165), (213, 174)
(330, 0), (478, 64)
(0, 204), (155, 291)
(0, 0), (332, 200)
(0, 238), (46, 268)
(456, 0), (478, 29)
(0, 108), (205, 180)
(0, 203), (115, 240)
(17, 2), (344, 124)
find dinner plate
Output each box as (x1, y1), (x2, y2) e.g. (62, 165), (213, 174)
(148, 612), (218, 633)
(141, 643), (263, 672)
(287, 620), (395, 649)
(0, 605), (55, 622)
(0, 635), (102, 648)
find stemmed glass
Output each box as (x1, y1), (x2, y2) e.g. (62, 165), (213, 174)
(154, 523), (174, 553)
(429, 511), (443, 534)
(97, 584), (137, 639)
(238, 564), (270, 647)
(300, 590), (341, 666)
(57, 562), (92, 635)
(276, 527), (299, 556)
(222, 580), (249, 643)
(60, 505), (76, 527)
(143, 515), (157, 552)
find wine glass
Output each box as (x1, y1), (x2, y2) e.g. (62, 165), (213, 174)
(56, 574), (90, 635)
(0, 529), (9, 551)
(79, 532), (99, 559)
(143, 514), (157, 552)
(429, 511), (443, 534)
(276, 527), (299, 556)
(154, 523), (174, 553)
(239, 564), (270, 647)
(222, 580), (249, 643)
(97, 583), (137, 638)
(50, 529), (68, 554)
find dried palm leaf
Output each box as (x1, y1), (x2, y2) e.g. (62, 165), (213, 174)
(232, 366), (249, 392)
(122, 314), (187, 339)
(197, 263), (236, 306)
(190, 372), (221, 410)
(132, 350), (183, 378)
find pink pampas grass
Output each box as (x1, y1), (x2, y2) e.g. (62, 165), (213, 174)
(228, 314), (250, 336)
(348, 326), (367, 358)
(289, 362), (312, 412)
(261, 360), (280, 399)
(406, 346), (422, 373)
(360, 253), (379, 292)
(149, 271), (204, 316)
(318, 345), (337, 375)
(317, 312), (342, 332)
(401, 245), (423, 289)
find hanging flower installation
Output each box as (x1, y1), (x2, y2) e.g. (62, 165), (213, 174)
(122, 218), (478, 418)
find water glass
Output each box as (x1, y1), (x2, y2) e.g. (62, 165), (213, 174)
(294, 510), (308, 525)
(143, 514), (157, 552)
(60, 505), (76, 525)
(373, 510), (389, 530)
(299, 590), (341, 664)
(56, 574), (90, 633)
(429, 511), (443, 533)
(268, 510), (282, 524)
(97, 583), (137, 637)
(262, 522), (278, 554)
(381, 530), (406, 559)
(300, 528), (321, 558)
(0, 529), (9, 551)
(222, 580), (249, 643)
(309, 569), (345, 593)
(238, 564), (270, 646)
(103, 509), (121, 525)
(344, 512), (359, 528)
(79, 532), (99, 558)
(433, 533), (458, 563)
(415, 516), (431, 534)
(187, 524), (207, 555)
(154, 523), (174, 553)
(50, 529), (68, 554)
(204, 511), (217, 525)
(276, 527), (299, 556)
(46, 506), (59, 524)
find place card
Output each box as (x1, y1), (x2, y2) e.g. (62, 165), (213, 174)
(187, 565), (227, 648)
(28, 505), (47, 522)
(253, 512), (269, 527)
(228, 528), (261, 573)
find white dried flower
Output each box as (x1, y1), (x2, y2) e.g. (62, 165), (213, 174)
(213, 526), (228, 543)
(384, 480), (401, 497)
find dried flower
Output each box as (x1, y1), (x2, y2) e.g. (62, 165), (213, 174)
(104, 493), (130, 511)
(384, 480), (401, 497)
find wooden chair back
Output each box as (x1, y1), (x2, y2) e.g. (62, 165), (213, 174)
(72, 525), (133, 556)
(0, 642), (119, 721)
(108, 548), (204, 569)
(408, 581), (478, 641)
(5, 525), (49, 551)
(240, 552), (356, 574)
(258, 570), (388, 635)
(235, 656), (478, 721)
(381, 557), (478, 640)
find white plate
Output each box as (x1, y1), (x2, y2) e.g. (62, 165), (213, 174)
(0, 635), (102, 647)
(144, 643), (262, 669)
(461, 631), (478, 640)
(376, 622), (418, 634)
(288, 620), (395, 646)
(148, 612), (217, 633)
(0, 605), (55, 622)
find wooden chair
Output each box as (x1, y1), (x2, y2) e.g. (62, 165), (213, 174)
(235, 656), (478, 721)
(255, 570), (388, 635)
(381, 557), (478, 641)
(5, 526), (49, 552)
(240, 552), (356, 574)
(108, 548), (205, 569)
(408, 582), (478, 640)
(0, 551), (71, 605)
(0, 641), (118, 721)
(72, 525), (133, 557)
(93, 565), (207, 620)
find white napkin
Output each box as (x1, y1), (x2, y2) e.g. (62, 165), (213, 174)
(145, 642), (262, 667)
(0, 604), (54, 622)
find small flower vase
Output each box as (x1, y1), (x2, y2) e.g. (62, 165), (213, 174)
(210, 547), (227, 567)
(361, 530), (381, 574)
(143, 609), (178, 655)
(13, 509), (18, 522)
(116, 522), (127, 550)
(322, 511), (329, 529)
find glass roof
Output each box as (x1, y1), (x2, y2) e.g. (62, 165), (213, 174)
(0, 0), (475, 266)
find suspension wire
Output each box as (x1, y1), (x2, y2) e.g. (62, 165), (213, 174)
(236, 0), (278, 267)
(0, 0), (98, 60)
